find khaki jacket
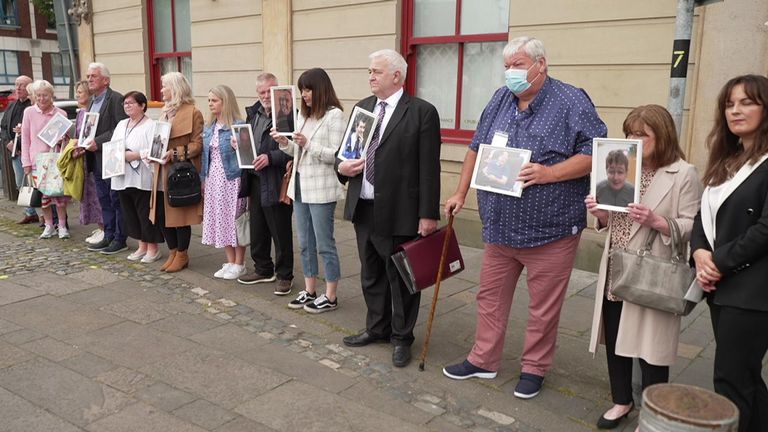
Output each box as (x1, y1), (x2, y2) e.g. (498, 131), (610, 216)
(149, 104), (204, 227)
(588, 159), (702, 366)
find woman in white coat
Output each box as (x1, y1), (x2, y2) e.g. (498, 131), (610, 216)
(271, 68), (345, 313)
(585, 105), (702, 430)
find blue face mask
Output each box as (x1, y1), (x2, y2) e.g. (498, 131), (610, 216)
(504, 62), (538, 94)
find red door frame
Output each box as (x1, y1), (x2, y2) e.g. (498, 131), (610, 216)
(401, 0), (507, 144)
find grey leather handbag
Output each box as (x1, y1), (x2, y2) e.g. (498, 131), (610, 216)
(609, 217), (696, 316)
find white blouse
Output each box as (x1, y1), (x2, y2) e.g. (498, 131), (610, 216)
(110, 116), (156, 191)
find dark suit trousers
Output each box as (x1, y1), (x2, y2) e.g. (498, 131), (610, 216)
(602, 298), (668, 405)
(248, 175), (293, 281)
(709, 301), (768, 432)
(353, 199), (420, 346)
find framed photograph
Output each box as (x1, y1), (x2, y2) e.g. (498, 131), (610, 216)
(77, 112), (99, 148)
(37, 113), (73, 148)
(148, 121), (172, 163)
(270, 85), (296, 136)
(10, 133), (18, 158)
(591, 138), (643, 212)
(102, 139), (125, 179)
(232, 124), (257, 169)
(470, 144), (531, 198)
(338, 106), (376, 161)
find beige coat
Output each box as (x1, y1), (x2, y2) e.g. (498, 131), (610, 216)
(588, 159), (702, 366)
(149, 104), (204, 227)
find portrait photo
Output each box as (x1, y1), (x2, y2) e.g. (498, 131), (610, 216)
(37, 113), (73, 148)
(270, 85), (296, 136)
(591, 138), (642, 212)
(148, 121), (172, 163)
(338, 106), (375, 161)
(77, 112), (100, 148)
(232, 124), (257, 169)
(102, 139), (125, 179)
(470, 144), (531, 198)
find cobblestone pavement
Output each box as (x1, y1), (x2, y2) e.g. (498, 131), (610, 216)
(0, 198), (728, 432)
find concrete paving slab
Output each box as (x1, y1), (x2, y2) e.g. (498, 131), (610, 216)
(59, 352), (119, 379)
(20, 337), (81, 362)
(0, 386), (83, 432)
(98, 298), (175, 324)
(214, 416), (279, 432)
(0, 328), (46, 345)
(140, 348), (290, 409)
(11, 271), (95, 296)
(68, 268), (121, 286)
(0, 280), (44, 305)
(0, 358), (134, 427)
(0, 296), (123, 340)
(149, 312), (223, 338)
(85, 402), (207, 432)
(189, 324), (270, 353)
(0, 340), (34, 368)
(235, 380), (425, 432)
(0, 318), (21, 335)
(339, 380), (437, 425)
(69, 321), (198, 369)
(60, 285), (134, 307)
(95, 367), (156, 394)
(172, 399), (238, 430)
(133, 382), (197, 412)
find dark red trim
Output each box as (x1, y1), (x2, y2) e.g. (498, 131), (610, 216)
(409, 33), (508, 45)
(146, 0), (157, 99)
(153, 51), (191, 58)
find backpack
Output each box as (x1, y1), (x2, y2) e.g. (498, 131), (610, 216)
(166, 146), (201, 208)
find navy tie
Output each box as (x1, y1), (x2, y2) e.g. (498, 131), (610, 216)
(364, 101), (388, 184)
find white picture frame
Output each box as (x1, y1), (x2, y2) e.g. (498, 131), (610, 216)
(37, 112), (73, 148)
(77, 112), (100, 148)
(270, 85), (296, 136)
(148, 121), (172, 163)
(232, 124), (257, 169)
(591, 138), (643, 213)
(470, 144), (531, 198)
(337, 106), (376, 161)
(102, 139), (125, 179)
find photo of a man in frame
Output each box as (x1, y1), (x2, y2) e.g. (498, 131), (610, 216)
(595, 149), (635, 207)
(341, 113), (373, 160)
(235, 125), (256, 167)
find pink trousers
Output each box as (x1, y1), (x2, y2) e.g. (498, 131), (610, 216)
(467, 234), (580, 376)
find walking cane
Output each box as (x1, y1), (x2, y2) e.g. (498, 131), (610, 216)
(418, 214), (454, 371)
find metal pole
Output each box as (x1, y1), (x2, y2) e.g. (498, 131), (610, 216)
(667, 0), (695, 138)
(59, 0), (78, 98)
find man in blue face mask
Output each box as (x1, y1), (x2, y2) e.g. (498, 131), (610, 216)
(442, 36), (607, 400)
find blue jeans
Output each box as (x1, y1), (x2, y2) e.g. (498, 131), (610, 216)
(12, 157), (36, 216)
(293, 180), (340, 282)
(94, 167), (125, 243)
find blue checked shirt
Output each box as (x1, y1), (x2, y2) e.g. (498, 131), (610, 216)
(470, 77), (607, 248)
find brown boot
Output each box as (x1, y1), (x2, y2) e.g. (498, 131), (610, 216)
(160, 249), (177, 271)
(165, 250), (188, 273)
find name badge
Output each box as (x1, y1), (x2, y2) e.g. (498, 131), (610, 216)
(491, 131), (508, 147)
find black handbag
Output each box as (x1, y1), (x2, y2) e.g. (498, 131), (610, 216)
(166, 146), (201, 208)
(610, 217), (696, 316)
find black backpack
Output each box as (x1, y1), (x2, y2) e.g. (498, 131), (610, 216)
(166, 146), (201, 208)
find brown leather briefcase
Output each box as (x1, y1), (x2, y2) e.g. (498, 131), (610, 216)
(391, 226), (465, 294)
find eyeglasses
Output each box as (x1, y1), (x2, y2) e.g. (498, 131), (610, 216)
(123, 101), (138, 106)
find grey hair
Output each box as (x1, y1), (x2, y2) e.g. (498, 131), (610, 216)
(256, 72), (278, 85)
(87, 62), (111, 78)
(369, 49), (407, 80)
(32, 79), (54, 95)
(503, 37), (546, 62)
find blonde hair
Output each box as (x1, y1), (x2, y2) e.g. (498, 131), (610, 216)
(32, 80), (54, 97)
(161, 72), (195, 110)
(207, 85), (242, 127)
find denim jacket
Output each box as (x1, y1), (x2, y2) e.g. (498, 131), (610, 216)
(201, 120), (244, 182)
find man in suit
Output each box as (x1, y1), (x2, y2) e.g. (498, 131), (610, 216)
(81, 62), (128, 254)
(337, 49), (441, 367)
(1, 75), (37, 223)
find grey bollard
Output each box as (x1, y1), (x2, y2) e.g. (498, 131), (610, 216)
(640, 384), (738, 431)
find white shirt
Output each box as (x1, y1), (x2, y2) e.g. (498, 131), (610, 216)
(360, 87), (404, 200)
(110, 116), (156, 191)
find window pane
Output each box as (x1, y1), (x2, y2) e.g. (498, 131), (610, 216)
(460, 0), (509, 35)
(460, 41), (505, 130)
(6, 50), (17, 75)
(173, 0), (191, 51)
(0, 52), (7, 75)
(416, 44), (458, 129)
(413, 0), (455, 37)
(181, 56), (192, 87)
(152, 0), (173, 53)
(159, 57), (178, 76)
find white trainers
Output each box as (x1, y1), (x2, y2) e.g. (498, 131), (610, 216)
(40, 225), (57, 239)
(214, 263), (232, 278)
(221, 264), (246, 280)
(58, 227), (70, 239)
(85, 229), (104, 245)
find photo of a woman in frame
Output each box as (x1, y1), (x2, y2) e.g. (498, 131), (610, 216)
(235, 125), (256, 167)
(274, 89), (294, 133)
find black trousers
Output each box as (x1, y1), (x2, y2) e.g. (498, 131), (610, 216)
(118, 188), (164, 244)
(602, 297), (669, 405)
(353, 199), (420, 346)
(248, 175), (293, 281)
(709, 301), (768, 432)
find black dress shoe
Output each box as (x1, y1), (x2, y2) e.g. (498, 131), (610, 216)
(342, 331), (389, 347)
(596, 403), (633, 429)
(392, 345), (411, 368)
(87, 237), (113, 252)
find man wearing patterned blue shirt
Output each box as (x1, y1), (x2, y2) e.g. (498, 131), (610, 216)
(442, 37), (607, 399)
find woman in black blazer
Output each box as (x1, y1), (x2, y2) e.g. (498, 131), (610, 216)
(691, 74), (768, 432)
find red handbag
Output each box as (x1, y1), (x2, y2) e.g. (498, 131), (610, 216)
(391, 225), (465, 294)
